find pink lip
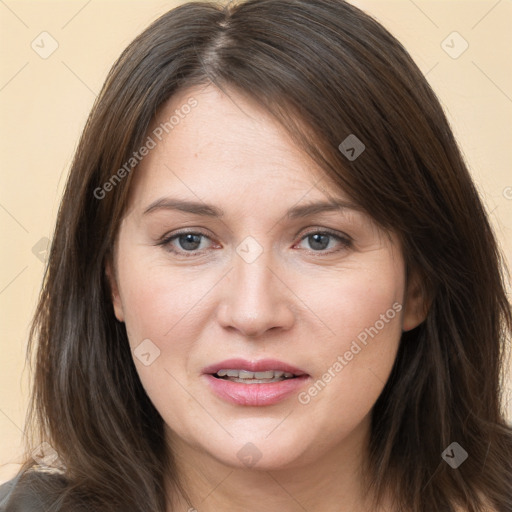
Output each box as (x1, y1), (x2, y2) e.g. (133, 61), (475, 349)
(201, 358), (308, 376)
(202, 358), (310, 406)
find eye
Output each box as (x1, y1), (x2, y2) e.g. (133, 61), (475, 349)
(157, 228), (352, 257)
(157, 230), (215, 257)
(295, 229), (352, 254)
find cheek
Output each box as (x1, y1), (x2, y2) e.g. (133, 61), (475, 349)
(115, 257), (209, 416)
(115, 252), (223, 411)
(306, 257), (404, 346)
(296, 259), (404, 416)
(117, 254), (216, 347)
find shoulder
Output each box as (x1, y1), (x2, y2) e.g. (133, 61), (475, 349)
(0, 467), (68, 511)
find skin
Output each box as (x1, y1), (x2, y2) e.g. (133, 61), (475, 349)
(107, 84), (427, 512)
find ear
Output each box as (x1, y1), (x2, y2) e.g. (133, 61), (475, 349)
(105, 257), (125, 323)
(402, 267), (429, 332)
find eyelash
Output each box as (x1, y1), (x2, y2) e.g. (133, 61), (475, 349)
(156, 228), (353, 258)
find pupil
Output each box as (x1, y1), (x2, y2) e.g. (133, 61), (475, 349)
(179, 234), (201, 250)
(309, 233), (329, 250)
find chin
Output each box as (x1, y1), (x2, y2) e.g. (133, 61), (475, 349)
(194, 429), (314, 471)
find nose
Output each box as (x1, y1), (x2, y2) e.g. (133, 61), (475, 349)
(216, 246), (296, 338)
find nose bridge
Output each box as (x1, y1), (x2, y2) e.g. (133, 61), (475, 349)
(235, 245), (274, 308)
(217, 238), (294, 337)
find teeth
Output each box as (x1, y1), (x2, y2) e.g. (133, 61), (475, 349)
(215, 369), (296, 379)
(254, 371), (274, 379)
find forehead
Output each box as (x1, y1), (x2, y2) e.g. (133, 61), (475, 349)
(126, 84), (350, 214)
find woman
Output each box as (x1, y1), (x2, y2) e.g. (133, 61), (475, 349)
(1, 0), (510, 510)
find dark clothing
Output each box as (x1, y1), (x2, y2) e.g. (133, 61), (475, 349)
(0, 470), (68, 511)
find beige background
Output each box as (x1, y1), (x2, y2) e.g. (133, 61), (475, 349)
(0, 0), (511, 484)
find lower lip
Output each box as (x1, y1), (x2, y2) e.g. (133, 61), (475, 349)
(203, 374), (310, 406)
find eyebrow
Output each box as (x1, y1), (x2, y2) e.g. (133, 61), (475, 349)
(142, 197), (359, 219)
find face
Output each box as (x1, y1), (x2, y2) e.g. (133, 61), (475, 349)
(107, 84), (426, 472)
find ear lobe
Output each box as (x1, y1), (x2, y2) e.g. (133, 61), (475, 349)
(402, 269), (429, 332)
(105, 259), (124, 323)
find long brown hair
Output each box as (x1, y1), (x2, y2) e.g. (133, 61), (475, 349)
(11, 0), (512, 510)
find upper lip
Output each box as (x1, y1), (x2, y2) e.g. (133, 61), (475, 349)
(202, 358), (308, 376)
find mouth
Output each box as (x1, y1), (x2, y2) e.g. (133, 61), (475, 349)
(202, 358), (308, 381)
(202, 358), (310, 405)
(212, 368), (302, 384)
